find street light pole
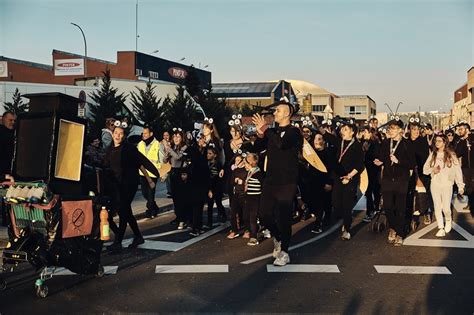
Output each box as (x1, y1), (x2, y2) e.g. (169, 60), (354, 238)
(70, 22), (87, 78)
(136, 0), (139, 51)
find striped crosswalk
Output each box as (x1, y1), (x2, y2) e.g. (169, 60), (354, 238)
(48, 264), (455, 276)
(374, 265), (452, 275)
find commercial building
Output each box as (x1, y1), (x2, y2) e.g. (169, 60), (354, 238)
(0, 50), (211, 87)
(211, 80), (295, 108)
(212, 79), (376, 122)
(0, 50), (211, 116)
(451, 67), (474, 126)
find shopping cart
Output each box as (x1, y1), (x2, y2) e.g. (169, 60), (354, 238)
(0, 181), (105, 298)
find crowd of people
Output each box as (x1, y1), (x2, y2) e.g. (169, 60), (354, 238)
(2, 99), (472, 266)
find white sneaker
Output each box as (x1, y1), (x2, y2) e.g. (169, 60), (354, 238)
(177, 222), (185, 230)
(445, 221), (452, 233)
(272, 238), (282, 258)
(273, 251), (290, 266)
(436, 228), (446, 237)
(341, 231), (351, 240)
(263, 229), (271, 239)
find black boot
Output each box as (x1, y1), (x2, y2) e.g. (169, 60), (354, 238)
(107, 241), (122, 252)
(128, 236), (145, 248)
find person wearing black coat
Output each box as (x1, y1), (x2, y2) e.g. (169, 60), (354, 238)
(406, 120), (432, 226)
(188, 138), (211, 236)
(308, 132), (335, 233)
(375, 119), (416, 246)
(454, 122), (474, 210)
(332, 122), (364, 240)
(252, 100), (304, 267)
(0, 111), (16, 227)
(104, 125), (159, 252)
(360, 127), (382, 222)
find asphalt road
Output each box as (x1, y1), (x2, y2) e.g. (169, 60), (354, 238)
(0, 197), (473, 314)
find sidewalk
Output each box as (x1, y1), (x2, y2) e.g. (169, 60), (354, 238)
(0, 196), (174, 248)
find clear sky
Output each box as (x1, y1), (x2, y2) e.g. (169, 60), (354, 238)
(1, 0), (473, 112)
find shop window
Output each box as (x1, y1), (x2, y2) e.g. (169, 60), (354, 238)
(312, 105), (325, 112)
(345, 105), (367, 115)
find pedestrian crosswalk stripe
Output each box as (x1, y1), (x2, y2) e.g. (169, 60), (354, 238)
(53, 266), (118, 276)
(267, 264), (340, 273)
(240, 220), (343, 265)
(374, 265), (452, 275)
(155, 265), (229, 273)
(403, 222), (474, 249)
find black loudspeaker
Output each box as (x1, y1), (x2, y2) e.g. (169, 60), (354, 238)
(12, 112), (87, 195)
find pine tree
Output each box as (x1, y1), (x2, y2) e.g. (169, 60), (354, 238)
(88, 69), (127, 135)
(3, 88), (29, 114)
(130, 79), (164, 134)
(183, 67), (232, 137)
(240, 103), (260, 116)
(161, 85), (198, 132)
(199, 88), (232, 138)
(184, 65), (204, 102)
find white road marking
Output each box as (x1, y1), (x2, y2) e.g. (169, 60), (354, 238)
(173, 223), (230, 250)
(155, 265), (229, 273)
(353, 195), (367, 211)
(137, 240), (183, 251)
(143, 228), (192, 239)
(403, 222), (474, 249)
(374, 265), (452, 275)
(240, 220), (342, 265)
(267, 264), (340, 273)
(53, 266), (118, 276)
(105, 222), (230, 252)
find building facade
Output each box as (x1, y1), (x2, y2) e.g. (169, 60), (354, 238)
(451, 67), (474, 127)
(0, 50), (211, 87)
(211, 80), (295, 108)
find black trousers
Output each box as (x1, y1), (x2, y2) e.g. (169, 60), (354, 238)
(259, 184), (297, 252)
(116, 182), (141, 243)
(244, 195), (260, 238)
(1, 199), (7, 227)
(332, 179), (358, 233)
(192, 188), (207, 231)
(462, 168), (474, 205)
(365, 169), (381, 216)
(382, 181), (409, 237)
(414, 191), (430, 215)
(140, 176), (159, 217)
(170, 170), (192, 223)
(230, 193), (245, 232)
(309, 186), (332, 228)
(207, 185), (225, 226)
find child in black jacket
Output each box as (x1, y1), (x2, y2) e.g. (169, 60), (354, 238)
(206, 146), (225, 228)
(227, 154), (247, 239)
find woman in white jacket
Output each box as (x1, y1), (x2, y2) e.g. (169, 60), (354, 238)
(423, 134), (465, 237)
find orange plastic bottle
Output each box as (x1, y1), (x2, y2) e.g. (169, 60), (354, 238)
(100, 206), (110, 241)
